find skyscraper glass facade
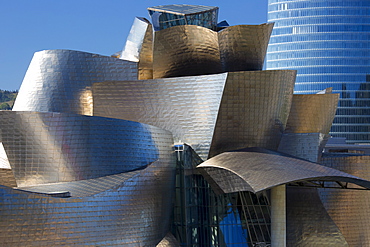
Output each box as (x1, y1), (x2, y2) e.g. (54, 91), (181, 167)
(266, 0), (370, 143)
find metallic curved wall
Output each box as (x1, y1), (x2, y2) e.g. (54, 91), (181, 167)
(13, 49), (138, 115)
(0, 111), (172, 187)
(153, 25), (222, 78)
(218, 23), (274, 72)
(319, 154), (370, 246)
(92, 73), (228, 160)
(286, 187), (348, 246)
(209, 70), (296, 157)
(266, 0), (370, 143)
(0, 159), (175, 246)
(120, 17), (153, 80)
(284, 94), (339, 135)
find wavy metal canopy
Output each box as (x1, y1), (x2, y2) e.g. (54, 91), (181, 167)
(197, 148), (370, 194)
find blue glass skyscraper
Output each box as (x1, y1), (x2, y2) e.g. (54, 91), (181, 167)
(266, 0), (370, 143)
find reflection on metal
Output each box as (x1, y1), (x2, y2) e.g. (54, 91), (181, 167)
(287, 187), (348, 246)
(0, 111), (172, 187)
(209, 70), (296, 157)
(0, 158), (176, 245)
(285, 94), (339, 135)
(153, 25), (222, 78)
(219, 23), (274, 72)
(13, 49), (138, 114)
(148, 4), (218, 31)
(197, 148), (370, 194)
(93, 73), (227, 160)
(157, 232), (180, 247)
(93, 70), (296, 160)
(120, 17), (153, 80)
(173, 144), (271, 246)
(278, 133), (329, 162)
(0, 143), (11, 169)
(319, 154), (370, 246)
(0, 169), (16, 187)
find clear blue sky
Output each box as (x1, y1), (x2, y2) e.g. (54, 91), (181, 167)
(0, 1), (268, 91)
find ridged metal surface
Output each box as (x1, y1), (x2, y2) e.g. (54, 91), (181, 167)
(0, 159), (176, 246)
(319, 154), (370, 246)
(197, 149), (370, 194)
(285, 94), (339, 135)
(153, 25), (222, 78)
(209, 70), (296, 157)
(13, 49), (138, 115)
(286, 187), (348, 247)
(93, 73), (227, 160)
(0, 168), (16, 187)
(219, 23), (274, 72)
(120, 17), (153, 80)
(278, 133), (329, 162)
(0, 111), (172, 187)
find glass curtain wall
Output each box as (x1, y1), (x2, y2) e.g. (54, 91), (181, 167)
(266, 0), (370, 143)
(172, 144), (271, 246)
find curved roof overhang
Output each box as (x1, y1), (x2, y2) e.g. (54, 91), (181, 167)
(197, 148), (370, 194)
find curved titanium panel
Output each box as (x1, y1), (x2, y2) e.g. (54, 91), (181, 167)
(286, 187), (348, 246)
(153, 25), (222, 78)
(0, 111), (173, 187)
(13, 49), (138, 115)
(218, 23), (274, 72)
(0, 169), (16, 187)
(209, 70), (296, 157)
(120, 17), (153, 80)
(319, 154), (370, 246)
(285, 94), (340, 134)
(197, 150), (370, 194)
(92, 73), (228, 160)
(278, 133), (329, 162)
(0, 159), (176, 246)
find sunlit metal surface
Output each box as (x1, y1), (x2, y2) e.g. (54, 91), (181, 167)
(197, 148), (370, 194)
(93, 73), (227, 160)
(285, 94), (340, 135)
(286, 187), (348, 246)
(13, 49), (138, 115)
(0, 168), (16, 187)
(157, 232), (180, 247)
(0, 158), (176, 246)
(148, 4), (218, 31)
(153, 25), (222, 78)
(0, 111), (172, 187)
(0, 143), (11, 169)
(209, 70), (296, 157)
(319, 153), (370, 246)
(219, 23), (274, 72)
(120, 17), (153, 80)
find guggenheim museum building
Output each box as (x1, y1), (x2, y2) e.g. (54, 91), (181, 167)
(1, 4), (370, 247)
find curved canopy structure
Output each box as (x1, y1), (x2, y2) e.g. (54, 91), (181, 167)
(197, 148), (370, 194)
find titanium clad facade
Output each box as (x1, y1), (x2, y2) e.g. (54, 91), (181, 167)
(92, 73), (228, 160)
(197, 149), (370, 194)
(0, 111), (172, 187)
(278, 133), (329, 162)
(266, 0), (370, 143)
(284, 94), (340, 134)
(286, 187), (348, 246)
(0, 161), (176, 246)
(209, 70), (296, 157)
(218, 23), (274, 72)
(153, 25), (222, 78)
(13, 50), (138, 115)
(120, 17), (153, 80)
(319, 154), (370, 246)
